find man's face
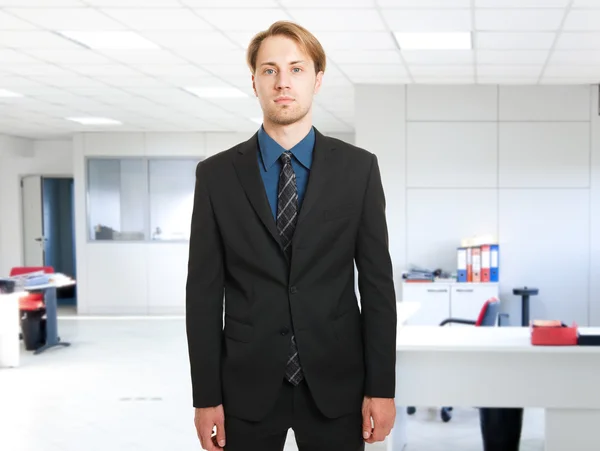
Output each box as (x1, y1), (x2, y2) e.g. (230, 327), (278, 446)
(253, 35), (323, 126)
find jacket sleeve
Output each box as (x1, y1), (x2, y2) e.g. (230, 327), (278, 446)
(354, 153), (397, 399)
(186, 160), (225, 408)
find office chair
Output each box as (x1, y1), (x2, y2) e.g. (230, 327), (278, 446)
(406, 297), (502, 423)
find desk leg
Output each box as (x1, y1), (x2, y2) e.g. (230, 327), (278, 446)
(34, 287), (70, 355)
(386, 405), (407, 451)
(545, 409), (600, 451)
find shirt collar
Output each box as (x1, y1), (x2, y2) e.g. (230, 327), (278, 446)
(258, 125), (315, 172)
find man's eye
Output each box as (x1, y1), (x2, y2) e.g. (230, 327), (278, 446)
(265, 69), (275, 75)
(292, 68), (302, 73)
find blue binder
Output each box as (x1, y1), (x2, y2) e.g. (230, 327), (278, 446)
(457, 247), (467, 282)
(490, 244), (499, 282)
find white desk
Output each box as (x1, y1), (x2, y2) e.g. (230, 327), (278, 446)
(389, 326), (600, 451)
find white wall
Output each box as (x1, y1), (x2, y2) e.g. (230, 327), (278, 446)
(74, 131), (355, 315)
(0, 136), (73, 277)
(356, 84), (597, 327)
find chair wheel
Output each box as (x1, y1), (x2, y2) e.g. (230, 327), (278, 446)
(441, 407), (452, 423)
(407, 406), (416, 415)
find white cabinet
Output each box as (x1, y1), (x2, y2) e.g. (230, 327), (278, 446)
(401, 283), (499, 326)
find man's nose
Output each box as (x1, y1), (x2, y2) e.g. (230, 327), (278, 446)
(276, 71), (291, 90)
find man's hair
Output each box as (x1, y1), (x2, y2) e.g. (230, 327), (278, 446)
(246, 21), (326, 75)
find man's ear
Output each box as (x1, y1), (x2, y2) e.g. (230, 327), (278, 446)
(252, 74), (257, 97)
(314, 71), (324, 95)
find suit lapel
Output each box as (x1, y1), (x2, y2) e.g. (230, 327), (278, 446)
(233, 133), (282, 250)
(291, 129), (339, 254)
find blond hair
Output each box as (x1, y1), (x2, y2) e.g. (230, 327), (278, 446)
(246, 21), (326, 75)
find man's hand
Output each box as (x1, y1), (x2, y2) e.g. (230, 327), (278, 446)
(194, 405), (226, 450)
(361, 396), (396, 444)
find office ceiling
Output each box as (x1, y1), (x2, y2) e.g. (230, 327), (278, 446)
(1, 0), (600, 139)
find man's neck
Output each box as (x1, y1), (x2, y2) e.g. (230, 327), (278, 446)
(262, 115), (313, 151)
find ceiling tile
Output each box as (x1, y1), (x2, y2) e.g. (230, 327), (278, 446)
(0, 0), (85, 5)
(0, 10), (38, 29)
(477, 77), (539, 84)
(401, 50), (474, 64)
(224, 31), (257, 49)
(67, 64), (146, 77)
(95, 49), (188, 64)
(206, 64), (250, 78)
(77, 0), (182, 5)
(543, 65), (600, 77)
(194, 8), (291, 31)
(26, 74), (113, 88)
(477, 65), (543, 77)
(6, 8), (128, 31)
(0, 31), (85, 49)
(130, 64), (210, 77)
(477, 49), (549, 64)
(378, 0), (469, 5)
(476, 0), (569, 6)
(475, 9), (564, 31)
(181, 0), (278, 6)
(339, 64), (408, 78)
(329, 50), (402, 64)
(476, 32), (556, 49)
(22, 49), (113, 64)
(0, 49), (44, 63)
(174, 48), (247, 65)
(351, 76), (412, 84)
(101, 9), (212, 31)
(410, 65), (474, 77)
(414, 76), (475, 84)
(139, 31), (239, 50)
(549, 50), (600, 64)
(280, 0), (375, 6)
(6, 64), (78, 77)
(564, 10), (600, 31)
(315, 31), (397, 51)
(557, 32), (600, 49)
(288, 9), (386, 31)
(572, 0), (600, 6)
(0, 76), (47, 87)
(383, 9), (471, 32)
(95, 75), (171, 88)
(540, 77), (600, 84)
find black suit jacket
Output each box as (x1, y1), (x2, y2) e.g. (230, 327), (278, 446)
(186, 128), (397, 422)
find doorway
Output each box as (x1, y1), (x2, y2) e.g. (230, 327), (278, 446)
(21, 175), (77, 307)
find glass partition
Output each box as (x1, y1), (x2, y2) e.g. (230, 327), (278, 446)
(87, 157), (200, 242)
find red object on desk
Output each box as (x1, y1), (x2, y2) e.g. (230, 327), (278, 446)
(530, 320), (578, 346)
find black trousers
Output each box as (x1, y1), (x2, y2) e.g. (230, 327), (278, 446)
(224, 378), (365, 451)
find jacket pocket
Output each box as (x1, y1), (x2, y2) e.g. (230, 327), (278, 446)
(224, 317), (253, 343)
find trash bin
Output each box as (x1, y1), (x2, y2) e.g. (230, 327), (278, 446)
(21, 310), (46, 351)
(479, 407), (523, 451)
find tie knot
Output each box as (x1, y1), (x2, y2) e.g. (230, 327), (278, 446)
(280, 151), (292, 165)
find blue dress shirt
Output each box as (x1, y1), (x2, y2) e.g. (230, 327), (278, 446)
(257, 125), (315, 220)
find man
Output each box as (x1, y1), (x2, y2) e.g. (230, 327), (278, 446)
(186, 20), (397, 451)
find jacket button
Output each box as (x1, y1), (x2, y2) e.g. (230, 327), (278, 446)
(280, 328), (289, 336)
(290, 286), (297, 294)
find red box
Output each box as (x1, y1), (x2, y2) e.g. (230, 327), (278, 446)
(530, 320), (578, 346)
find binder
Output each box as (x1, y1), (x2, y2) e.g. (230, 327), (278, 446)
(457, 247), (467, 282)
(481, 244), (491, 282)
(472, 246), (481, 283)
(490, 244), (499, 282)
(466, 247), (473, 282)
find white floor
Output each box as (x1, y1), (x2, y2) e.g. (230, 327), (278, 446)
(0, 315), (544, 451)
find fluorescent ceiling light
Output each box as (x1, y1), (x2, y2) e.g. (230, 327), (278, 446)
(66, 117), (122, 125)
(183, 86), (248, 99)
(57, 31), (160, 50)
(250, 117), (263, 125)
(394, 32), (472, 50)
(0, 89), (24, 98)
